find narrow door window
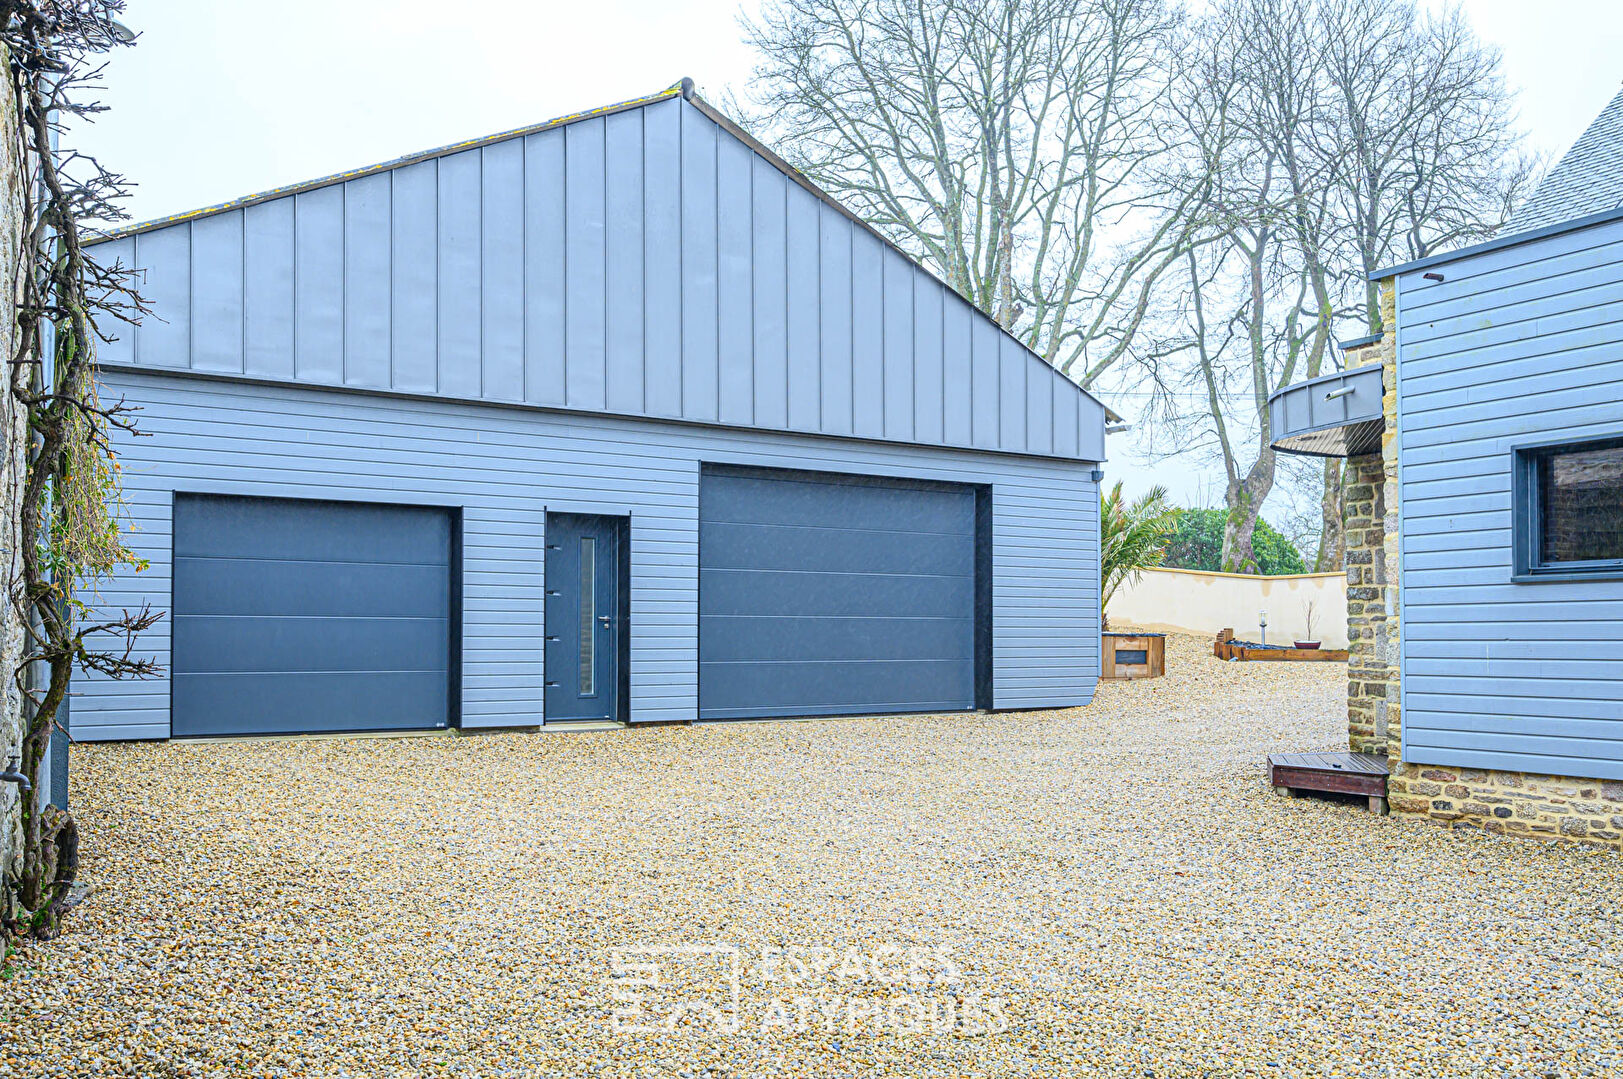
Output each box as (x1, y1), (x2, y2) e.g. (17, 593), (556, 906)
(579, 537), (596, 695)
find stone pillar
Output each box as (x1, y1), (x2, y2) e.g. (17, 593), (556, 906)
(1342, 452), (1388, 754)
(1374, 279), (1403, 776)
(1338, 285), (1399, 759)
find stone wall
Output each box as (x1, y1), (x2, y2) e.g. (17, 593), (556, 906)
(1387, 765), (1623, 844)
(1347, 277), (1623, 849)
(0, 40), (27, 886)
(1341, 451), (1389, 754)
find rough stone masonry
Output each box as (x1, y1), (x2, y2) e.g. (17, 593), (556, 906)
(0, 39), (28, 888)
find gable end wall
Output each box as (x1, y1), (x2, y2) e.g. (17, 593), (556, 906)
(92, 98), (1105, 465)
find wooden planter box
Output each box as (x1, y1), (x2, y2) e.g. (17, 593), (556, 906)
(1102, 632), (1165, 680)
(1214, 628), (1348, 662)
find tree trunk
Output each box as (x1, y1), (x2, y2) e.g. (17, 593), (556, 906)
(15, 657), (74, 929)
(1222, 507), (1258, 574)
(1316, 459), (1345, 571)
(1221, 453), (1274, 574)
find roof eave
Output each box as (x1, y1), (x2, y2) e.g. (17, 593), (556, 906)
(1370, 203), (1623, 280)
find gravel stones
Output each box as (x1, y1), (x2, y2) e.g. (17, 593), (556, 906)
(3, 633), (1618, 1077)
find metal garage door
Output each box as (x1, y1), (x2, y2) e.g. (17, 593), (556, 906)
(699, 467), (980, 719)
(172, 495), (454, 738)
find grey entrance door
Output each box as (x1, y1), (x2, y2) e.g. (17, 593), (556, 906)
(544, 514), (623, 722)
(171, 494), (454, 738)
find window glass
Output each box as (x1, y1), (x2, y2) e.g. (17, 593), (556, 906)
(579, 538), (595, 695)
(1538, 443), (1623, 564)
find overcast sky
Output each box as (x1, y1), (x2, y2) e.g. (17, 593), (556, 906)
(76, 0), (1623, 515)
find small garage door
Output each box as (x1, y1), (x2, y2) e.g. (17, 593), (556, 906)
(699, 467), (980, 719)
(172, 495), (454, 738)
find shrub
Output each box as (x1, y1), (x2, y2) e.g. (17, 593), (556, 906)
(1162, 509), (1307, 575)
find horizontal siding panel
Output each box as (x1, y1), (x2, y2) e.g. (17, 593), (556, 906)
(1405, 710), (1623, 740)
(81, 371), (1099, 738)
(1402, 304), (1622, 377)
(1406, 620), (1623, 643)
(1404, 599), (1623, 622)
(1402, 233), (1623, 321)
(1406, 691), (1623, 721)
(1404, 263), (1623, 349)
(1396, 213), (1623, 780)
(1404, 726), (1623, 763)
(1400, 223), (1623, 316)
(1402, 674), (1623, 702)
(1405, 745), (1623, 783)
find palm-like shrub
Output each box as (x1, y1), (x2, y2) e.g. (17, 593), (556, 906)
(1100, 481), (1178, 630)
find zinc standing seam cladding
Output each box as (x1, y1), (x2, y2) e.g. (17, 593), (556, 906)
(93, 95), (1104, 462)
(74, 91), (1105, 740)
(1395, 214), (1623, 780)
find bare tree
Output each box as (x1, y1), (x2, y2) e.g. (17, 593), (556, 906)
(1141, 0), (1528, 572)
(738, 0), (1210, 386)
(1138, 0), (1334, 571)
(1307, 0), (1533, 565)
(1320, 0), (1535, 331)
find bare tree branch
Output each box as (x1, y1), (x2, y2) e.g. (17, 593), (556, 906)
(735, 0), (1207, 390)
(2, 0), (158, 939)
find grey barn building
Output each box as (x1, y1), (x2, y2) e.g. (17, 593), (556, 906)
(76, 82), (1109, 742)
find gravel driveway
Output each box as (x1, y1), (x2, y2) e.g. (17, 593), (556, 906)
(5, 633), (1620, 1078)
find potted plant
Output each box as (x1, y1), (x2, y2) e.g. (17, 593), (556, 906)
(1099, 481), (1178, 679)
(1295, 599), (1321, 650)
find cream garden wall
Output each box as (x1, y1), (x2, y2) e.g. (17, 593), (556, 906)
(1108, 567), (1348, 650)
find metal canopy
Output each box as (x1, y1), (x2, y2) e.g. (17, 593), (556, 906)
(1268, 366), (1384, 459)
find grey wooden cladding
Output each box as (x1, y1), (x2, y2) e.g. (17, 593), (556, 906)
(94, 96), (1104, 463)
(1396, 213), (1623, 781)
(74, 372), (1100, 741)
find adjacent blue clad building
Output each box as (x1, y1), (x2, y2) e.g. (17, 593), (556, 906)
(1269, 84), (1623, 845)
(77, 82), (1109, 741)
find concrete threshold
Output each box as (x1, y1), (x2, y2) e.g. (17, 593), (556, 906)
(528, 720), (626, 734)
(172, 727), (456, 746)
(175, 721), (630, 745)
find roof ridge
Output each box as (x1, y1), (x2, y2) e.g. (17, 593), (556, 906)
(1505, 82), (1623, 234)
(88, 82), (688, 244)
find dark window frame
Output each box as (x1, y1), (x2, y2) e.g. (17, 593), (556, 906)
(1511, 434), (1623, 583)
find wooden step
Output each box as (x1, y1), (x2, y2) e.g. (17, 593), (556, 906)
(1267, 751), (1389, 814)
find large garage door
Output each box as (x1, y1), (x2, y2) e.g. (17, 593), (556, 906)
(699, 467), (980, 720)
(172, 495), (454, 738)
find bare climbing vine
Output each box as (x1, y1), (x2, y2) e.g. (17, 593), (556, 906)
(3, 0), (157, 939)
